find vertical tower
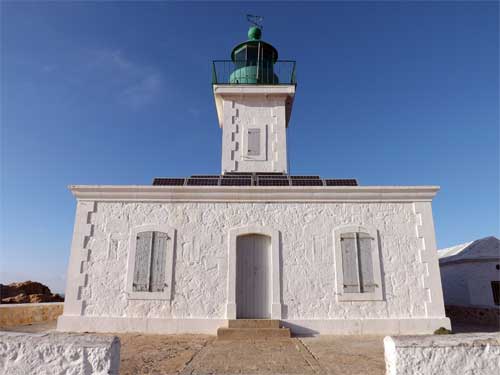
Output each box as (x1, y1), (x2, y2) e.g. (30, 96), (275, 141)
(213, 26), (296, 174)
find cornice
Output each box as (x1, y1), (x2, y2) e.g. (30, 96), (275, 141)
(69, 185), (439, 203)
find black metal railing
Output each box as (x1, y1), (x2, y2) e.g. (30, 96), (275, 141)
(212, 60), (296, 85)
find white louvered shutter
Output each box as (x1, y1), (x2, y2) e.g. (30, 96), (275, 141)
(341, 233), (360, 293)
(133, 231), (153, 292)
(150, 232), (168, 292)
(358, 233), (375, 293)
(247, 128), (261, 156)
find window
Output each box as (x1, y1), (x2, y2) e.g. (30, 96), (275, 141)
(133, 231), (168, 292)
(492, 281), (500, 306)
(334, 226), (383, 301)
(247, 128), (261, 156)
(126, 225), (175, 300)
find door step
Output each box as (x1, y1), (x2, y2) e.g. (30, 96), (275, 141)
(217, 327), (291, 340)
(228, 319), (280, 329)
(217, 320), (291, 340)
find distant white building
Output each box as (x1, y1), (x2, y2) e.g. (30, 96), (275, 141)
(439, 236), (500, 309)
(57, 26), (450, 336)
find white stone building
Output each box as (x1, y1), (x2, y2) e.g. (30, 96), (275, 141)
(439, 236), (500, 309)
(57, 26), (450, 335)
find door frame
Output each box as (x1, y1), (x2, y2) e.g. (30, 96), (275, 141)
(227, 225), (282, 319)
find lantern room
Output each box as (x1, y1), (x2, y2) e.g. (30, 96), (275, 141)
(229, 26), (279, 84)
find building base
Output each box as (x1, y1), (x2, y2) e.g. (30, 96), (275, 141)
(57, 315), (451, 336)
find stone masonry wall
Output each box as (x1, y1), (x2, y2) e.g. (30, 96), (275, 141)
(384, 333), (500, 375)
(0, 332), (120, 375)
(71, 201), (436, 320)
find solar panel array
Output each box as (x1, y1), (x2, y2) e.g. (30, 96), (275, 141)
(153, 174), (358, 187)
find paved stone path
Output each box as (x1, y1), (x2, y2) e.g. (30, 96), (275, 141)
(2, 321), (386, 374)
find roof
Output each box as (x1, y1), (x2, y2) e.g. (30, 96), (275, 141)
(152, 174), (358, 187)
(438, 236), (500, 265)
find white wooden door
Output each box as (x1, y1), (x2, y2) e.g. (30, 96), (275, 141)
(236, 234), (271, 319)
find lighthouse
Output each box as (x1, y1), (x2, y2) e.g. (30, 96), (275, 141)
(58, 22), (450, 336)
(213, 26), (296, 174)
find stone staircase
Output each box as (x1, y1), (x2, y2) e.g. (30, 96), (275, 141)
(217, 319), (291, 340)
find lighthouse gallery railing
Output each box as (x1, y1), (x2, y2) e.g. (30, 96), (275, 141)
(212, 60), (296, 85)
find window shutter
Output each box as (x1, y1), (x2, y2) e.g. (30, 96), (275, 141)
(133, 231), (153, 292)
(247, 128), (260, 156)
(358, 233), (375, 293)
(150, 232), (168, 292)
(341, 233), (360, 293)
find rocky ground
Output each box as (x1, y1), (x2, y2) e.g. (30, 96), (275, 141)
(0, 281), (64, 304)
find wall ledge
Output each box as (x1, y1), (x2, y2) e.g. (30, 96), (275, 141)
(69, 185), (440, 202)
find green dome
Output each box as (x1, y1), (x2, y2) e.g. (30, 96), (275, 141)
(248, 26), (262, 40)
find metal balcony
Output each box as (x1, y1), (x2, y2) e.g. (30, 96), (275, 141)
(212, 60), (297, 85)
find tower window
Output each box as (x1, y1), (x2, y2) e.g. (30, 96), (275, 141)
(247, 128), (261, 156)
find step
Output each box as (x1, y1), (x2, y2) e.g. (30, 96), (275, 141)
(217, 327), (291, 340)
(228, 319), (280, 329)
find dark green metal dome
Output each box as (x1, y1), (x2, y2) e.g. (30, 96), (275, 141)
(229, 27), (279, 84)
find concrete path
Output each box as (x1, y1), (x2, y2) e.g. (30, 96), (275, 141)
(2, 321), (386, 374)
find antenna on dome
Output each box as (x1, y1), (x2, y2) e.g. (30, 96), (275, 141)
(246, 14), (264, 29)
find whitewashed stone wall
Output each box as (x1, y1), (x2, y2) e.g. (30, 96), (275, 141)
(0, 332), (120, 375)
(384, 333), (500, 375)
(64, 200), (442, 323)
(215, 85), (294, 173)
(440, 261), (499, 307)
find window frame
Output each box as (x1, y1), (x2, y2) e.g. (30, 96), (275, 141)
(242, 124), (267, 161)
(333, 225), (384, 302)
(126, 224), (176, 300)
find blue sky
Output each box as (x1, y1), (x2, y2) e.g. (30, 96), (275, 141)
(1, 2), (498, 293)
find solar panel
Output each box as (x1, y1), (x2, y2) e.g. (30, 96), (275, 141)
(290, 175), (321, 180)
(257, 175), (289, 179)
(255, 172), (286, 176)
(153, 175), (359, 187)
(258, 179), (290, 186)
(291, 179), (324, 186)
(152, 178), (185, 186)
(221, 178), (252, 186)
(186, 178), (219, 186)
(190, 175), (220, 179)
(324, 179), (358, 186)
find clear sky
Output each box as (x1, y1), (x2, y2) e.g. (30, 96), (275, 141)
(1, 2), (498, 293)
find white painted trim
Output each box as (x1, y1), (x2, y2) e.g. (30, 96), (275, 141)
(213, 85), (295, 129)
(413, 202), (447, 317)
(125, 224), (176, 300)
(62, 201), (96, 317)
(57, 315), (450, 335)
(227, 225), (282, 319)
(69, 185), (439, 202)
(333, 225), (384, 302)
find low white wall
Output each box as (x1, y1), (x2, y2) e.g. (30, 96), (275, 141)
(0, 302), (63, 327)
(384, 333), (500, 375)
(0, 331), (120, 375)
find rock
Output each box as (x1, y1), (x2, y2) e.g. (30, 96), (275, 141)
(0, 281), (64, 304)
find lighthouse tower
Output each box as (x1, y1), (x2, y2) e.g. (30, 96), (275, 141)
(213, 26), (296, 174)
